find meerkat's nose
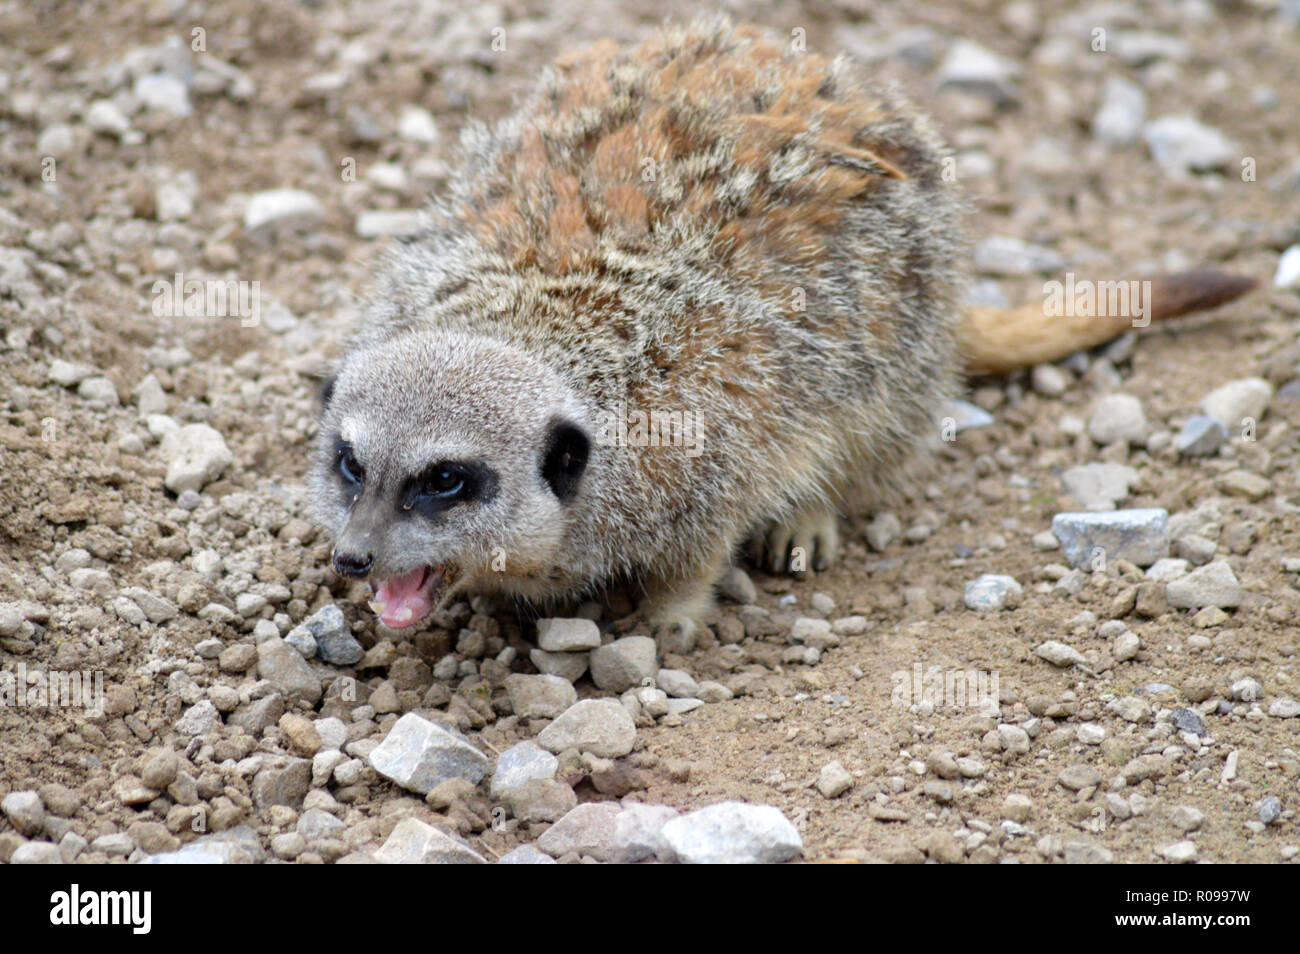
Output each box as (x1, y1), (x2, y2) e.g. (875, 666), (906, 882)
(332, 549), (374, 578)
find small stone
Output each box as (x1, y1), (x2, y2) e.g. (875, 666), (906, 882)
(1219, 470), (1271, 501)
(77, 376), (120, 406)
(589, 636), (657, 692)
(1274, 245), (1300, 289)
(375, 817), (485, 864)
(1143, 115), (1234, 173)
(291, 604), (361, 665)
(368, 712), (488, 795)
(1109, 696), (1152, 724)
(656, 669), (701, 699)
(1077, 723), (1106, 745)
(162, 424), (232, 494)
(1088, 394), (1146, 445)
(536, 803), (622, 861)
(139, 748), (179, 789)
(504, 674), (577, 719)
(1156, 840), (1198, 864)
(355, 210), (422, 239)
(251, 759), (312, 810)
(660, 802), (802, 864)
(1166, 561), (1241, 609)
(1051, 509), (1169, 569)
(1258, 796), (1282, 825)
(963, 574), (1022, 611)
(816, 761), (853, 798)
(86, 99), (131, 135)
(1092, 76), (1146, 147)
(612, 803), (680, 863)
(1002, 794), (1033, 822)
(936, 40), (1020, 105)
(1, 791), (45, 836)
(280, 713), (322, 756)
(1201, 377), (1273, 430)
(997, 724), (1030, 755)
(175, 699), (220, 737)
(1059, 764), (1102, 791)
(1175, 415), (1228, 456)
(1036, 640), (1085, 667)
(1031, 363), (1070, 396)
(1170, 805), (1204, 831)
(1062, 463), (1138, 510)
(1063, 840), (1114, 865)
(1268, 698), (1300, 718)
(11, 842), (63, 864)
(244, 189), (325, 243)
(535, 617), (602, 652)
(497, 845), (558, 864)
(1113, 631), (1141, 661)
(489, 741), (559, 801)
(397, 105), (439, 143)
(256, 638), (322, 705)
(529, 648), (588, 682)
(1172, 707), (1207, 736)
(134, 72), (191, 116)
(536, 699), (637, 758)
(866, 512), (902, 551)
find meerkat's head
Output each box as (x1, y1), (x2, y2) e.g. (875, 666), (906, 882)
(310, 331), (593, 629)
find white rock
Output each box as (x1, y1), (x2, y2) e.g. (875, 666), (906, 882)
(936, 39), (1020, 103)
(368, 712), (489, 795)
(85, 99), (131, 135)
(1275, 245), (1300, 289)
(535, 617), (601, 652)
(1201, 377), (1273, 430)
(134, 72), (192, 117)
(244, 189), (324, 243)
(1036, 640), (1086, 667)
(162, 424), (232, 494)
(661, 802), (803, 864)
(355, 210), (422, 239)
(1061, 463), (1138, 510)
(1165, 561), (1241, 609)
(1088, 394), (1146, 445)
(397, 105), (439, 143)
(1143, 115), (1234, 174)
(1092, 76), (1146, 147)
(536, 699), (637, 758)
(375, 817), (485, 864)
(964, 574), (1022, 611)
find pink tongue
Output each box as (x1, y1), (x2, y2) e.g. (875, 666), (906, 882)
(372, 567), (433, 629)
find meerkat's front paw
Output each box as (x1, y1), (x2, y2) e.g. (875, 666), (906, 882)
(642, 567), (718, 653)
(748, 506), (841, 574)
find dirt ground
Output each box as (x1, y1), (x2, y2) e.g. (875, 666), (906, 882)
(1, 0), (1298, 864)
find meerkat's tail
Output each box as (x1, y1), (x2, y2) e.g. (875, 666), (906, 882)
(960, 269), (1258, 376)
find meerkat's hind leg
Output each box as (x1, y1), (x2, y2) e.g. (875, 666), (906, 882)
(747, 505), (841, 575)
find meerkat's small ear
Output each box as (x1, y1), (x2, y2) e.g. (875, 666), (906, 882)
(540, 419), (590, 503)
(318, 372), (338, 410)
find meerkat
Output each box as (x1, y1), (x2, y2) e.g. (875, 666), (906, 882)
(311, 18), (1253, 646)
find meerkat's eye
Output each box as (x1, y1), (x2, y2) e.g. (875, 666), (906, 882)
(336, 440), (365, 487)
(422, 465), (469, 499)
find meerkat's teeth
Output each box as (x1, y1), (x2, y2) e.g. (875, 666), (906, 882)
(368, 599), (387, 615)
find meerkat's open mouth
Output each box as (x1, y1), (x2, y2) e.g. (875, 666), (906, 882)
(367, 563), (458, 629)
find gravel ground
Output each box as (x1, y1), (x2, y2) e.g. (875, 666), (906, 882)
(1, 0), (1299, 864)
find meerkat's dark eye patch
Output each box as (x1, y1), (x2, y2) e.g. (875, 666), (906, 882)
(401, 460), (497, 515)
(336, 439), (365, 487)
(319, 373), (338, 410)
(541, 419), (589, 503)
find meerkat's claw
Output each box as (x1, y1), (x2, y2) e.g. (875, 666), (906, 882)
(749, 507), (841, 574)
